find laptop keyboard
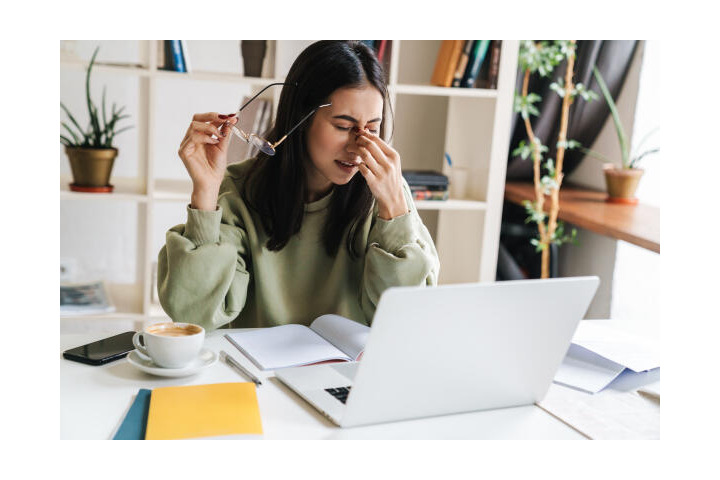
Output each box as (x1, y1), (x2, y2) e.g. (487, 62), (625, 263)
(325, 386), (352, 404)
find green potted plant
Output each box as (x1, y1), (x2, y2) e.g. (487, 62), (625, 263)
(585, 66), (659, 204)
(60, 46), (133, 192)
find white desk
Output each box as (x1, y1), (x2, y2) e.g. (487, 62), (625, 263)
(60, 328), (587, 440)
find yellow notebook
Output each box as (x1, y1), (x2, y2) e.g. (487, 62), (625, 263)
(145, 382), (263, 440)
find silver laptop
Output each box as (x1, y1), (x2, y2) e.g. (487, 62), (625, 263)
(274, 276), (599, 428)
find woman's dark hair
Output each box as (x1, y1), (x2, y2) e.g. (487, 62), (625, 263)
(241, 40), (393, 258)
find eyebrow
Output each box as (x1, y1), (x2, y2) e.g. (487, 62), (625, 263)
(332, 114), (382, 124)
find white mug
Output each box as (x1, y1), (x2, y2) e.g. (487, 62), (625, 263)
(132, 322), (204, 368)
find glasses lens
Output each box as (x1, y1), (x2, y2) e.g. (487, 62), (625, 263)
(249, 135), (276, 156)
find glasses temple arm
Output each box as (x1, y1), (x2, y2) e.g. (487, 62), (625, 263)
(272, 103), (331, 148)
(238, 82), (296, 112)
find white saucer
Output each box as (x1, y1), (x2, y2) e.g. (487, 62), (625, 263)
(127, 348), (218, 377)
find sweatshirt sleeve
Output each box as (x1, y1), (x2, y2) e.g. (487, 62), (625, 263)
(157, 175), (251, 332)
(360, 179), (440, 322)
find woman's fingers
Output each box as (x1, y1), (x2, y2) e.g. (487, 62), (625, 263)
(356, 135), (391, 172)
(191, 121), (224, 139)
(357, 161), (374, 182)
(192, 112), (237, 126)
(358, 130), (399, 165)
(357, 145), (381, 176)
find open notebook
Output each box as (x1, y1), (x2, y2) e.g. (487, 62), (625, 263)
(224, 314), (370, 371)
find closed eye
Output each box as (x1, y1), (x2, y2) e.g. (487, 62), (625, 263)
(334, 125), (379, 134)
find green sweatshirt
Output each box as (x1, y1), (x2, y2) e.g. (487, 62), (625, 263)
(157, 158), (440, 331)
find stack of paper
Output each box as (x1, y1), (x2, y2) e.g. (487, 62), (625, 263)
(553, 321), (660, 394)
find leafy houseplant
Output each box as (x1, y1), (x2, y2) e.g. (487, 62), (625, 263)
(512, 40), (599, 279)
(583, 66), (659, 204)
(60, 46), (133, 191)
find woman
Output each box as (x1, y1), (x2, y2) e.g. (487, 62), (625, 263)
(158, 40), (439, 331)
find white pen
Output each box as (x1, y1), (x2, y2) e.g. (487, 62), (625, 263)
(220, 350), (262, 387)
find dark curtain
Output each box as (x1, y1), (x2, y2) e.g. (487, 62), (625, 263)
(506, 40), (640, 180)
(498, 40), (640, 280)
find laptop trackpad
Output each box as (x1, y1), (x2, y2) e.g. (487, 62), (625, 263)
(331, 362), (359, 382)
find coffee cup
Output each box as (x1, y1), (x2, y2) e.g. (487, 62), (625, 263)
(132, 322), (205, 368)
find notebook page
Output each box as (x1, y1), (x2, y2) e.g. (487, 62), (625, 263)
(310, 314), (370, 361)
(224, 325), (351, 371)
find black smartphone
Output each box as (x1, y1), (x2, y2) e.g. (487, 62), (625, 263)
(63, 331), (136, 366)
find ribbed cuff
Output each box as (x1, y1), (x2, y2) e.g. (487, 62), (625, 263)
(183, 204), (222, 246)
(369, 211), (417, 253)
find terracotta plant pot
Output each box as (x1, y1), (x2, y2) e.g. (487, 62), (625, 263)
(240, 40), (267, 77)
(65, 146), (118, 190)
(603, 163), (644, 204)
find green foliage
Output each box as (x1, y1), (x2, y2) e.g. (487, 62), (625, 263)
(523, 200), (547, 226)
(513, 92), (542, 120)
(60, 46), (133, 149)
(512, 139), (548, 161)
(515, 41), (593, 253)
(591, 66), (659, 169)
(528, 221), (579, 253)
(517, 40), (567, 77)
(550, 78), (599, 102)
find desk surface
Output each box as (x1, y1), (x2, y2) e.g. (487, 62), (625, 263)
(504, 182), (660, 253)
(60, 329), (587, 440)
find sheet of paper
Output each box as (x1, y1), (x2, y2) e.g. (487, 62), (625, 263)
(554, 344), (626, 394)
(310, 314), (370, 360)
(571, 321), (659, 372)
(225, 325), (350, 371)
(537, 383), (660, 440)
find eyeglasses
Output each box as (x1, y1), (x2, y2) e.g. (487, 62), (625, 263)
(229, 82), (331, 156)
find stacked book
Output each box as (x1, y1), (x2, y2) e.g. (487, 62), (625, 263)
(112, 383), (263, 440)
(430, 40), (501, 89)
(402, 170), (449, 201)
(157, 40), (191, 73)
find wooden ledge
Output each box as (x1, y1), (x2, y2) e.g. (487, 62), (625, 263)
(504, 182), (660, 253)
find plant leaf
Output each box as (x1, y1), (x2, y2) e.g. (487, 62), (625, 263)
(593, 66), (630, 167)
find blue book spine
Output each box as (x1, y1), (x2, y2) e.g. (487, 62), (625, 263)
(462, 40), (491, 88)
(113, 389), (152, 440)
(170, 40), (186, 73)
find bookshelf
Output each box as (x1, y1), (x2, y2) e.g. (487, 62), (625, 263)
(59, 40), (519, 327)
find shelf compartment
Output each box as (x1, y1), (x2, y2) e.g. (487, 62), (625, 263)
(393, 84), (497, 98)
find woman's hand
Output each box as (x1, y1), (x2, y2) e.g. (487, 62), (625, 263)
(354, 129), (409, 220)
(177, 112), (238, 210)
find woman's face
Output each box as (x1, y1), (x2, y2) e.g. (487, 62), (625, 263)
(304, 85), (384, 198)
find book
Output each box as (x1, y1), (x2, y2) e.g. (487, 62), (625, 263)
(161, 40), (174, 71)
(224, 314), (370, 371)
(402, 170), (449, 188)
(145, 383), (263, 440)
(411, 189), (449, 201)
(461, 40), (491, 88)
(180, 40), (192, 73)
(376, 40), (388, 62)
(60, 280), (115, 316)
(430, 40), (465, 87)
(169, 40), (186, 72)
(485, 40), (502, 89)
(112, 389), (151, 440)
(452, 41), (475, 87)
